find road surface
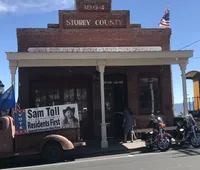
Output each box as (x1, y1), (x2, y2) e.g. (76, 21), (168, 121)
(2, 148), (200, 170)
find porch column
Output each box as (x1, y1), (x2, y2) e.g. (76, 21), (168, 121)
(9, 61), (17, 86)
(179, 63), (188, 117)
(97, 65), (108, 148)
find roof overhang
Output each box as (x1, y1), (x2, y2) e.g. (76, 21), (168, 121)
(6, 50), (193, 67)
(186, 70), (200, 80)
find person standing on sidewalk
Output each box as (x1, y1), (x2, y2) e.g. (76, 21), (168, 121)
(123, 107), (137, 143)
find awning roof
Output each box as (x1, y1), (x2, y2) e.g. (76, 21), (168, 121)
(6, 50), (193, 68)
(186, 70), (200, 80)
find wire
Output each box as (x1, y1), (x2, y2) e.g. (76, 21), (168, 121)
(178, 39), (200, 60)
(179, 38), (200, 50)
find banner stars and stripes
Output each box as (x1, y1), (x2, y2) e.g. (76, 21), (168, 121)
(159, 6), (170, 28)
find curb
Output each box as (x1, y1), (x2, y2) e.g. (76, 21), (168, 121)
(74, 142), (180, 159)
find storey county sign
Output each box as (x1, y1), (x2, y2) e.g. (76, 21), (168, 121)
(65, 19), (124, 28)
(28, 47), (162, 53)
(62, 13), (127, 28)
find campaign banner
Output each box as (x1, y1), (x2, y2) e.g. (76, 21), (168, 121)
(14, 104), (80, 134)
(14, 109), (27, 134)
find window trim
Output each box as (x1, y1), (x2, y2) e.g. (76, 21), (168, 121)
(138, 73), (162, 115)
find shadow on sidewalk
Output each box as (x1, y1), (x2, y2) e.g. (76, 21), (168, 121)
(170, 144), (200, 158)
(74, 139), (146, 158)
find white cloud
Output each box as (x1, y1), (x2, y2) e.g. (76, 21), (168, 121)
(0, 0), (74, 13)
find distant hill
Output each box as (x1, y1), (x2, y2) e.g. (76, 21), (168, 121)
(174, 103), (183, 116)
(174, 102), (194, 117)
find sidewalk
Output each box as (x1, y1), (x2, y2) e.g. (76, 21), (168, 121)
(75, 140), (146, 158)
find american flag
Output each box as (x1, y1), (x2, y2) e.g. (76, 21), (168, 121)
(159, 7), (170, 28)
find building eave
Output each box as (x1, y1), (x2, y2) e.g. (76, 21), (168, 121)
(6, 50), (193, 61)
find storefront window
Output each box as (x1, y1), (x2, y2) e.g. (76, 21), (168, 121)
(64, 88), (88, 115)
(34, 88), (88, 116)
(48, 89), (59, 100)
(35, 89), (60, 107)
(35, 89), (46, 107)
(47, 89), (60, 106)
(139, 77), (160, 114)
(64, 89), (75, 103)
(76, 89), (88, 115)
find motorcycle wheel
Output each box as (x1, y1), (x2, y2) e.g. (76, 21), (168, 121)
(190, 133), (200, 148)
(157, 136), (171, 152)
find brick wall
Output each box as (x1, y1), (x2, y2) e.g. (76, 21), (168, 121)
(17, 28), (170, 52)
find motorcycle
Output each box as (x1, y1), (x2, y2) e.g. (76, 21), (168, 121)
(141, 115), (172, 152)
(174, 114), (200, 148)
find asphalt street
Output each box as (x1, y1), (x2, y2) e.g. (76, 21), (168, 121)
(3, 148), (200, 170)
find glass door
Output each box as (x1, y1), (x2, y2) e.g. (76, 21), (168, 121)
(104, 74), (128, 139)
(105, 85), (114, 138)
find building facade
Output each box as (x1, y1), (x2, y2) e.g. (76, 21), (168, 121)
(7, 0), (193, 148)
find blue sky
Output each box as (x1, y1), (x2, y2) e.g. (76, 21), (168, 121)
(0, 0), (200, 104)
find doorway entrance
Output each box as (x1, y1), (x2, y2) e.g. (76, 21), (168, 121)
(104, 74), (128, 139)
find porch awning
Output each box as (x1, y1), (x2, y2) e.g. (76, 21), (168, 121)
(6, 50), (193, 67)
(186, 70), (200, 80)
